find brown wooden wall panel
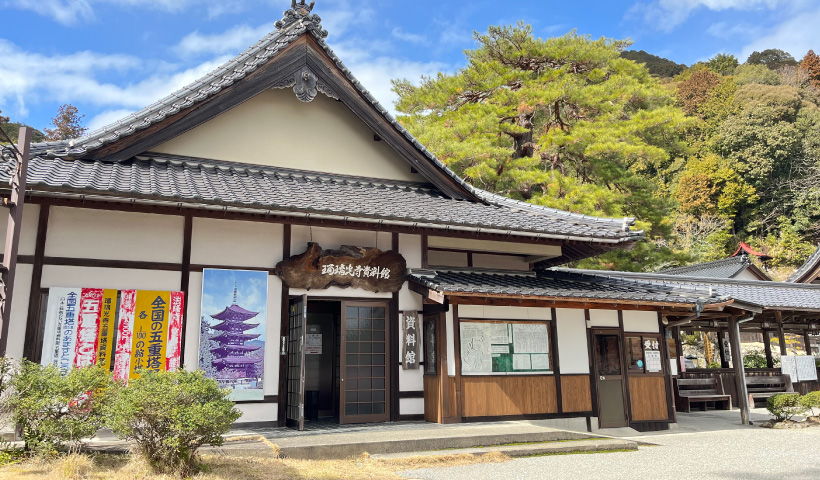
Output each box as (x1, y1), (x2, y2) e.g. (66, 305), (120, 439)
(444, 376), (459, 419)
(462, 376), (558, 417)
(561, 375), (592, 413)
(629, 376), (669, 421)
(423, 376), (440, 423)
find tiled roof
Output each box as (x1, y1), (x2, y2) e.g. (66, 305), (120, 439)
(11, 155), (639, 241)
(555, 268), (820, 311)
(10, 4), (640, 244)
(409, 269), (726, 306)
(660, 256), (751, 279)
(787, 245), (820, 283)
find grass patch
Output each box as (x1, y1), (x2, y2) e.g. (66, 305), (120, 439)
(523, 448), (637, 458)
(0, 450), (510, 480)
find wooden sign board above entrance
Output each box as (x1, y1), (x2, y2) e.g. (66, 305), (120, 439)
(275, 242), (407, 293)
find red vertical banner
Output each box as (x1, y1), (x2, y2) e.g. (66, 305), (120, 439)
(74, 288), (103, 367)
(113, 290), (136, 382)
(166, 291), (185, 371)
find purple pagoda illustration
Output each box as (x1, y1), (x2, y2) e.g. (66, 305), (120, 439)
(208, 282), (264, 390)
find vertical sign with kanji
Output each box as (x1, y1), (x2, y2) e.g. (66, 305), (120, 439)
(113, 290), (136, 381)
(165, 291), (185, 372)
(129, 291), (170, 379)
(40, 287), (82, 373)
(402, 311), (420, 370)
(74, 288), (104, 367)
(95, 289), (119, 370)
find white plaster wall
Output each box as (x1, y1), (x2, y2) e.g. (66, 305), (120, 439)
(291, 225), (392, 253)
(154, 89), (423, 183)
(191, 218), (284, 267)
(0, 204), (39, 256)
(588, 309), (619, 328)
(399, 234), (422, 269)
(6, 264), (33, 359)
(622, 310), (660, 333)
(235, 403), (277, 423)
(41, 265), (181, 291)
(400, 398), (424, 415)
(734, 269), (761, 281)
(183, 272), (203, 370)
(45, 207), (184, 263)
(555, 308), (590, 374)
(471, 254), (529, 271)
(428, 250), (468, 267)
(457, 305), (551, 320)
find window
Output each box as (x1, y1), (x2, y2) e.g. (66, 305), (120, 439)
(626, 334), (663, 374)
(459, 320), (552, 375)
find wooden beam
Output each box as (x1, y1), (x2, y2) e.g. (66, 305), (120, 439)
(408, 281), (444, 304)
(23, 205), (49, 361)
(728, 315), (751, 425)
(179, 214), (193, 364)
(277, 224), (291, 428)
(0, 126), (31, 356)
(390, 233), (400, 422)
(763, 329), (774, 368)
(775, 311), (787, 356)
(447, 294), (703, 311)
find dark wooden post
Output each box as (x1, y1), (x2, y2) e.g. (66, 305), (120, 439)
(718, 330), (729, 368)
(775, 311), (787, 356)
(0, 127), (31, 357)
(22, 205), (50, 361)
(803, 330), (813, 356)
(762, 328), (774, 368)
(728, 315), (751, 425)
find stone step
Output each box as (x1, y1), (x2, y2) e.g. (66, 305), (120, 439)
(371, 437), (639, 460)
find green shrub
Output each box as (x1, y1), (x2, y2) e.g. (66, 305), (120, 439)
(743, 349), (768, 369)
(800, 391), (820, 416)
(105, 369), (240, 476)
(766, 393), (806, 421)
(6, 360), (114, 453)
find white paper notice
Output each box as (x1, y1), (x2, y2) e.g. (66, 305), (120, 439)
(460, 323), (494, 373)
(781, 355), (798, 383)
(645, 350), (662, 373)
(305, 334), (322, 355)
(487, 323), (510, 345)
(491, 345), (510, 354)
(796, 355), (818, 382)
(513, 354), (532, 370)
(512, 324), (549, 354)
(531, 354), (550, 370)
(669, 358), (678, 376)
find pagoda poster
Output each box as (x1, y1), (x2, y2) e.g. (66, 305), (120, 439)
(198, 269), (268, 401)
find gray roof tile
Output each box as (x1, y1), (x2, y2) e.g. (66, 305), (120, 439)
(660, 256), (751, 279)
(410, 269), (725, 306)
(787, 245), (820, 283)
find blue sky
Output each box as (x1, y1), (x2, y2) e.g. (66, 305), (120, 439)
(1, 0), (818, 135)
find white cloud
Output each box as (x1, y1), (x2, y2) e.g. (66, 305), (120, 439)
(391, 27), (429, 45)
(740, 9), (820, 60)
(706, 21), (762, 40)
(87, 108), (135, 131)
(629, 0), (794, 32)
(175, 23), (276, 57)
(0, 38), (232, 123)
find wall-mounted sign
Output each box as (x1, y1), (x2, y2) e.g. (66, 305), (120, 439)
(275, 243), (407, 293)
(402, 311), (420, 370)
(42, 287), (183, 380)
(306, 334), (323, 355)
(198, 269), (268, 402)
(460, 320), (551, 375)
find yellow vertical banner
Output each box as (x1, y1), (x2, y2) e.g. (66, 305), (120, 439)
(129, 291), (170, 379)
(95, 289), (119, 370)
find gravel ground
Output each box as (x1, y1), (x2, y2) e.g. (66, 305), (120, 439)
(402, 425), (820, 480)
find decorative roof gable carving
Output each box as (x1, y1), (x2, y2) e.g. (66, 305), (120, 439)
(275, 0), (328, 38)
(270, 66), (338, 102)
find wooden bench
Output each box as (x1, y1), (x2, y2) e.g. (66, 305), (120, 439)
(745, 375), (794, 406)
(674, 377), (732, 413)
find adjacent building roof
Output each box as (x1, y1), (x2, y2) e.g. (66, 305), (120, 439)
(409, 268), (728, 308)
(554, 268), (820, 312)
(660, 255), (770, 281)
(731, 241), (772, 261)
(787, 245), (820, 283)
(1, 1), (642, 257)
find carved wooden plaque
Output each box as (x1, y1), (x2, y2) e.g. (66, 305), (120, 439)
(275, 243), (407, 293)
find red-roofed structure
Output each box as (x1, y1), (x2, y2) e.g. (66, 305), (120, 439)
(731, 242), (772, 261)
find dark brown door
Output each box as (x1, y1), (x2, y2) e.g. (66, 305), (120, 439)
(286, 295), (307, 430)
(593, 331), (629, 428)
(340, 302), (390, 424)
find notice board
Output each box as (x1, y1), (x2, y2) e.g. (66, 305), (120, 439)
(460, 320), (551, 375)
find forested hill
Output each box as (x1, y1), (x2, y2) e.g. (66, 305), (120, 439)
(393, 28), (820, 278)
(621, 50), (686, 77)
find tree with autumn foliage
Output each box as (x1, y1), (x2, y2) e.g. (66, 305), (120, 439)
(393, 26), (692, 270)
(800, 50), (820, 89)
(44, 104), (87, 141)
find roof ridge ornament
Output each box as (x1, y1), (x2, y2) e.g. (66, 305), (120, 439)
(275, 0), (328, 38)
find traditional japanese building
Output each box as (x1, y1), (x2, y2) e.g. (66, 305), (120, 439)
(2, 1), (819, 432)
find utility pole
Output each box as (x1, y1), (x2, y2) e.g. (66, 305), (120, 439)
(0, 126), (31, 357)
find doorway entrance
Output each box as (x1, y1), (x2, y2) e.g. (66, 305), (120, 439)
(592, 330), (629, 428)
(285, 298), (391, 430)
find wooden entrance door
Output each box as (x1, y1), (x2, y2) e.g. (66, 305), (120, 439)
(340, 302), (390, 424)
(286, 295), (307, 430)
(593, 330), (629, 428)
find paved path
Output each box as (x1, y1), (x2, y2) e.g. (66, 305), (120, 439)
(403, 411), (820, 480)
